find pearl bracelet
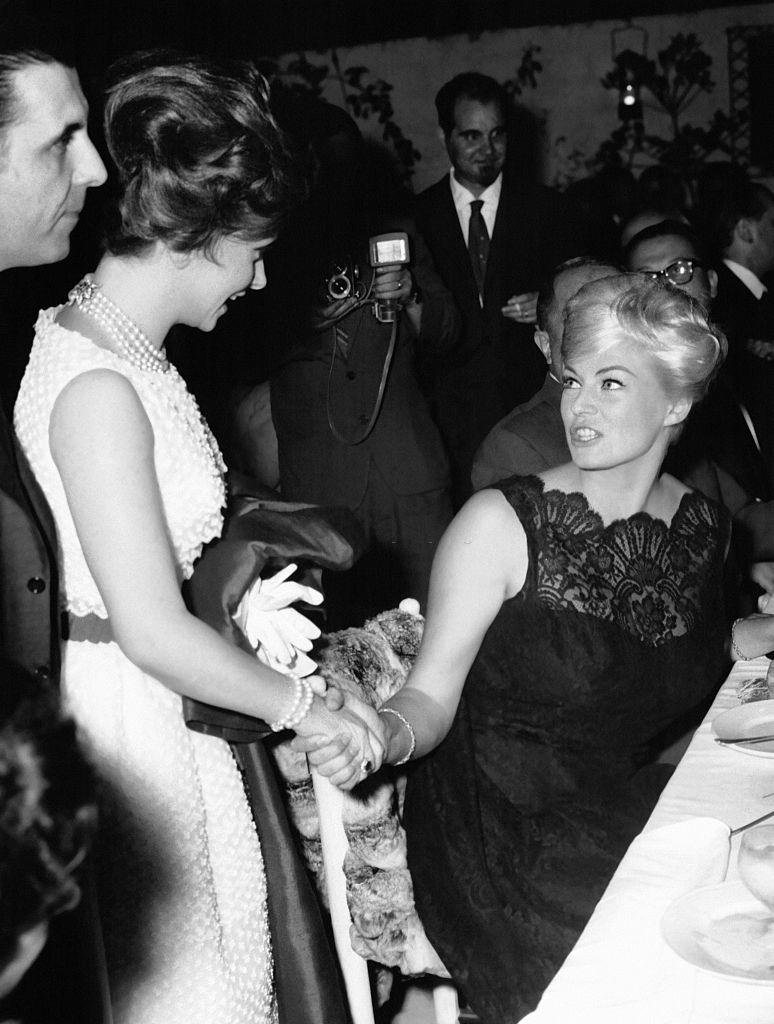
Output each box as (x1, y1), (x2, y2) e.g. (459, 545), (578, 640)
(731, 617), (755, 661)
(378, 707), (416, 765)
(270, 675), (314, 732)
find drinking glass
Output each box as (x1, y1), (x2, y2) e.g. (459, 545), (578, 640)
(738, 824), (774, 911)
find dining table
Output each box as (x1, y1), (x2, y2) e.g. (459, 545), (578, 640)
(520, 655), (774, 1024)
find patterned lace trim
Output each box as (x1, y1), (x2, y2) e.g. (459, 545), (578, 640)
(504, 477), (724, 645)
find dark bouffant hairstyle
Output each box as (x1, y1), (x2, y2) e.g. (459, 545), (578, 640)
(103, 49), (306, 256)
(0, 662), (96, 969)
(434, 71), (508, 136)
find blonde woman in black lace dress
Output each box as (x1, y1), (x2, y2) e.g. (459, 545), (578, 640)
(303, 274), (731, 1021)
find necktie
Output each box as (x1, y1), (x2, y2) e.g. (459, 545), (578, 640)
(468, 199), (490, 296)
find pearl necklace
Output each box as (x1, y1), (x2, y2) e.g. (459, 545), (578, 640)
(67, 275), (168, 373)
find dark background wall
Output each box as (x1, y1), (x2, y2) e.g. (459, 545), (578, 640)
(0, 0), (765, 422)
(8, 0), (743, 66)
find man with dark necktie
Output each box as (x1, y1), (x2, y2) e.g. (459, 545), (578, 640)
(468, 198), (490, 296)
(414, 71), (586, 504)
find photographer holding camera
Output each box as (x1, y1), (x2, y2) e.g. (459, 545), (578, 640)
(269, 102), (460, 627)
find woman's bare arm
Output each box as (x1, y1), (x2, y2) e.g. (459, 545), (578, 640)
(379, 488), (527, 761)
(50, 368), (383, 784)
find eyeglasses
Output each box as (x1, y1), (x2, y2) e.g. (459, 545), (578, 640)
(643, 258), (706, 287)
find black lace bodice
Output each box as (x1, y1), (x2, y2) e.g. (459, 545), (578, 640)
(517, 480), (722, 643)
(404, 476), (729, 1024)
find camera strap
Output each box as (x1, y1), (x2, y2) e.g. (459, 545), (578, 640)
(325, 306), (398, 446)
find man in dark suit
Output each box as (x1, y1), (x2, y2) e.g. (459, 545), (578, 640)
(414, 71), (586, 504)
(625, 217), (773, 502)
(0, 43), (108, 1023)
(708, 181), (774, 484)
(269, 105), (457, 625)
(624, 218), (774, 610)
(0, 46), (106, 677)
(271, 226), (457, 625)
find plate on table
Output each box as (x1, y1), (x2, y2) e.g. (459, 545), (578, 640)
(712, 700), (774, 757)
(662, 881), (774, 983)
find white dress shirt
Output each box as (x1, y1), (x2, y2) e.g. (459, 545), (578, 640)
(723, 258), (768, 299)
(449, 170), (502, 245)
(722, 258), (766, 453)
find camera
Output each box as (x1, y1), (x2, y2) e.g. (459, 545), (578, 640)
(322, 258), (362, 304)
(319, 232), (412, 324)
(369, 232), (411, 324)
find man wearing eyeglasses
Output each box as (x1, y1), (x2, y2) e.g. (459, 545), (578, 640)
(626, 232), (717, 305)
(625, 218), (774, 613)
(625, 218), (772, 503)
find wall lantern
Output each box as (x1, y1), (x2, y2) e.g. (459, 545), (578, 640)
(611, 20), (648, 122)
(618, 69), (642, 121)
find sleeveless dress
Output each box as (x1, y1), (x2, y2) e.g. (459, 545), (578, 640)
(404, 475), (730, 1024)
(14, 310), (276, 1024)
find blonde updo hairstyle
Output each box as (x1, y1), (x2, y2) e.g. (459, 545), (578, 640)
(561, 274), (727, 409)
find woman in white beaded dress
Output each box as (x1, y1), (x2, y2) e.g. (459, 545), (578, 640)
(14, 51), (384, 1024)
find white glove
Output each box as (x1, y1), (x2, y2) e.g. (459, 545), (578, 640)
(233, 563), (323, 677)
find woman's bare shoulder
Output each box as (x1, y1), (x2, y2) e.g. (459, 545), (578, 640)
(456, 486), (524, 534)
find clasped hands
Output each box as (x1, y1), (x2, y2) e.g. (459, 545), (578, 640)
(292, 688), (387, 791)
(234, 564), (386, 790)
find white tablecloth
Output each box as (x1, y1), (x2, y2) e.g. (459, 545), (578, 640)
(522, 657), (774, 1024)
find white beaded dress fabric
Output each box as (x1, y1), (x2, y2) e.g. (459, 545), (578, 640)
(15, 309), (276, 1024)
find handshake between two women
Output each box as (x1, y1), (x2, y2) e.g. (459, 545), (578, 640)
(290, 684), (387, 791)
(234, 563), (391, 790)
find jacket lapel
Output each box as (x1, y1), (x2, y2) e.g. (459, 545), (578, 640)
(427, 180), (483, 312)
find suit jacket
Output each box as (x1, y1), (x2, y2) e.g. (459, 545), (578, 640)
(271, 226), (455, 509)
(414, 175), (585, 497)
(0, 401), (59, 681)
(713, 263), (774, 365)
(471, 375), (567, 489)
(0, 405), (112, 1023)
(711, 263), (774, 495)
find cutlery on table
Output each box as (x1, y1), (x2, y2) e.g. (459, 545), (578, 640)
(730, 809), (774, 836)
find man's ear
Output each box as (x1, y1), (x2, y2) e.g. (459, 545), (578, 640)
(708, 267), (718, 300)
(534, 328), (551, 364)
(735, 217), (755, 246)
(664, 395), (692, 429)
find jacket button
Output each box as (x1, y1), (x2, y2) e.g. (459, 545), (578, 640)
(346, 371), (356, 380)
(34, 665), (50, 681)
(27, 577), (46, 594)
